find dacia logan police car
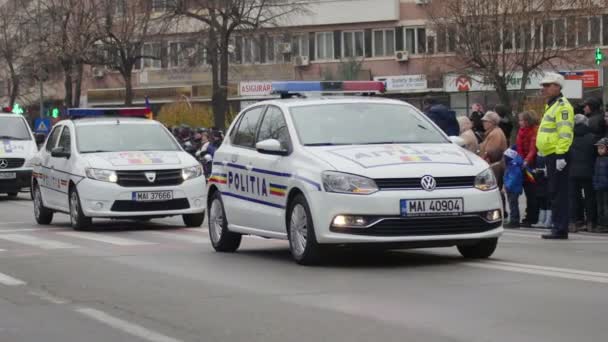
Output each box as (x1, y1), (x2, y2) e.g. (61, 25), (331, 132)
(0, 111), (39, 197)
(207, 82), (503, 265)
(31, 108), (206, 230)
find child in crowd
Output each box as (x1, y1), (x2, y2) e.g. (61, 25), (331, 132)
(592, 138), (608, 233)
(483, 148), (507, 220)
(532, 156), (551, 228)
(503, 147), (524, 228)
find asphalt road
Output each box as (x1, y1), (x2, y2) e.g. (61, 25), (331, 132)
(1, 193), (608, 342)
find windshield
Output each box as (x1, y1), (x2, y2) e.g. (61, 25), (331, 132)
(289, 103), (448, 146)
(76, 123), (180, 153)
(0, 116), (32, 140)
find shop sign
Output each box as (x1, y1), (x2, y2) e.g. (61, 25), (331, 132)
(373, 75), (428, 92)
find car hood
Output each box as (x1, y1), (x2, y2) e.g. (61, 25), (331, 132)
(303, 143), (489, 178)
(80, 151), (195, 170)
(0, 140), (37, 160)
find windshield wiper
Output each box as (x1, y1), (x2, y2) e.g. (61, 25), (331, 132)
(0, 135), (27, 140)
(80, 150), (115, 154)
(359, 141), (416, 145)
(304, 143), (351, 146)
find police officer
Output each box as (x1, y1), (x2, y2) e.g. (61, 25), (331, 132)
(536, 73), (575, 239)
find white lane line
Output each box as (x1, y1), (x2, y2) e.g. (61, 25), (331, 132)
(75, 307), (183, 342)
(146, 231), (209, 244)
(464, 260), (608, 284)
(0, 228), (62, 234)
(57, 231), (156, 246)
(182, 228), (207, 234)
(28, 290), (68, 304)
(0, 221), (33, 226)
(0, 271), (26, 286)
(0, 234), (79, 250)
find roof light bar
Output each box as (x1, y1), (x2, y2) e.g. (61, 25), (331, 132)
(271, 81), (385, 95)
(68, 107), (152, 118)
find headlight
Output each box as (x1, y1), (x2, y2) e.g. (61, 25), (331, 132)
(85, 168), (117, 183)
(475, 168), (497, 191)
(182, 165), (203, 180)
(322, 171), (378, 195)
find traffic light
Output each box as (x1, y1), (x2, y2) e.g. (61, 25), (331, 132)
(595, 48), (604, 65)
(51, 108), (60, 118)
(11, 104), (23, 115)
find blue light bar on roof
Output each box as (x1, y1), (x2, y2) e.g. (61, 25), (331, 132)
(68, 107), (152, 118)
(271, 81), (385, 95)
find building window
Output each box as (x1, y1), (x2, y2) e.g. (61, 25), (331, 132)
(543, 19), (554, 48)
(554, 19), (566, 47)
(142, 43), (161, 69)
(114, 0), (127, 15)
(151, 0), (168, 12)
(372, 29), (394, 57)
(316, 32), (334, 60)
(240, 36), (261, 64)
(590, 16), (601, 45)
(342, 31), (364, 58)
(169, 42), (198, 68)
(290, 33), (309, 59)
(405, 27), (427, 54)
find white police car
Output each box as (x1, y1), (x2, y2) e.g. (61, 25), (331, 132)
(0, 111), (39, 198)
(31, 108), (206, 230)
(207, 82), (503, 265)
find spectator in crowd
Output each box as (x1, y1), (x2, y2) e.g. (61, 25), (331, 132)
(495, 104), (514, 143)
(469, 103), (485, 142)
(479, 111), (508, 158)
(516, 111), (540, 227)
(423, 97), (460, 136)
(483, 147), (507, 219)
(569, 114), (598, 232)
(584, 97), (605, 139)
(456, 116), (479, 153)
(532, 155), (552, 228)
(504, 147), (524, 228)
(593, 137), (608, 233)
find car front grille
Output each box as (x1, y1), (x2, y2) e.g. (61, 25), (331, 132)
(116, 169), (183, 187)
(0, 158), (25, 169)
(330, 214), (500, 237)
(111, 198), (190, 212)
(374, 176), (476, 190)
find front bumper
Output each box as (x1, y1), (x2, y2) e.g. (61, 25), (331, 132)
(308, 187), (503, 244)
(0, 169), (32, 193)
(77, 176), (206, 218)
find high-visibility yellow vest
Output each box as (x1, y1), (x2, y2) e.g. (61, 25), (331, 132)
(536, 96), (574, 156)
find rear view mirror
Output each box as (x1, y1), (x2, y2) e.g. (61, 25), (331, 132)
(51, 147), (70, 159)
(256, 139), (288, 156)
(35, 133), (46, 146)
(449, 136), (466, 147)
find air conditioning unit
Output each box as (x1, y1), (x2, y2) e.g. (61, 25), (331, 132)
(279, 42), (292, 54)
(294, 55), (310, 67)
(395, 51), (409, 62)
(415, 0), (430, 4)
(92, 67), (105, 78)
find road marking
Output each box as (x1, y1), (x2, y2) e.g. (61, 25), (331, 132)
(28, 290), (68, 304)
(464, 260), (608, 284)
(182, 228), (208, 234)
(0, 234), (79, 249)
(146, 231), (209, 244)
(0, 221), (33, 226)
(5, 201), (32, 208)
(57, 232), (156, 246)
(75, 307), (184, 342)
(0, 271), (26, 286)
(0, 228), (62, 234)
(504, 231), (608, 240)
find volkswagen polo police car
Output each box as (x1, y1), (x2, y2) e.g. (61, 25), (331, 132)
(207, 81), (503, 265)
(31, 108), (206, 230)
(0, 110), (39, 197)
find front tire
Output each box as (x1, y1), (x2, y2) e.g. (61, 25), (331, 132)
(33, 184), (53, 225)
(287, 194), (324, 265)
(457, 238), (498, 259)
(69, 188), (92, 230)
(183, 213), (205, 227)
(208, 192), (241, 252)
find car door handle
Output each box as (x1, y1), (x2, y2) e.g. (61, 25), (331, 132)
(231, 154), (238, 163)
(246, 164), (253, 171)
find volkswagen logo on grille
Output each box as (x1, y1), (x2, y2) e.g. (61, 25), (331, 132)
(145, 172), (156, 183)
(420, 175), (436, 191)
(0, 159), (7, 169)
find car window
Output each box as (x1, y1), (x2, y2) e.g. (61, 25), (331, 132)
(76, 123), (180, 153)
(45, 126), (62, 152)
(232, 107), (264, 148)
(0, 116), (31, 140)
(257, 106), (290, 150)
(57, 126), (71, 151)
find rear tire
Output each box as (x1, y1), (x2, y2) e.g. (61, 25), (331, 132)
(208, 192), (241, 252)
(183, 213), (205, 227)
(457, 238), (498, 259)
(69, 188), (92, 230)
(33, 184), (53, 225)
(287, 194), (324, 265)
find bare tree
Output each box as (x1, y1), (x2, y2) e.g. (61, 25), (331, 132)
(96, 0), (175, 105)
(427, 0), (602, 110)
(170, 0), (304, 130)
(0, 0), (31, 107)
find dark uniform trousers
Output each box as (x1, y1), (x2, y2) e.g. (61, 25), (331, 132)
(546, 154), (570, 235)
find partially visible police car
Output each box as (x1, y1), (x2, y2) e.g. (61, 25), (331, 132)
(31, 108), (206, 230)
(207, 81), (503, 265)
(0, 109), (39, 198)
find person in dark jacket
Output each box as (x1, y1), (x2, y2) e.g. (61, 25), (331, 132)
(568, 115), (597, 232)
(495, 104), (514, 143)
(423, 97), (459, 137)
(532, 156), (551, 228)
(584, 96), (606, 139)
(593, 137), (608, 233)
(469, 103), (485, 142)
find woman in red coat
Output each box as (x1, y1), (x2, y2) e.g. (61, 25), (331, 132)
(516, 111), (539, 227)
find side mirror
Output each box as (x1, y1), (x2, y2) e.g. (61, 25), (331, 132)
(51, 147), (70, 159)
(449, 136), (466, 147)
(35, 133), (46, 146)
(256, 139), (288, 156)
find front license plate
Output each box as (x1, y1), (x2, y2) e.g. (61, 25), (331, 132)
(0, 172), (16, 180)
(400, 198), (463, 217)
(132, 191), (173, 202)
